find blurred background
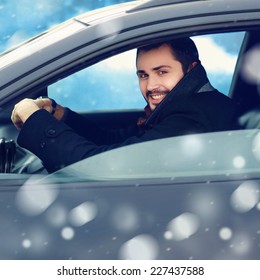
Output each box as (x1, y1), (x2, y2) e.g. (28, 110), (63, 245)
(0, 0), (131, 53)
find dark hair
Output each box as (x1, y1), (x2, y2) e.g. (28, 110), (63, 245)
(136, 37), (199, 73)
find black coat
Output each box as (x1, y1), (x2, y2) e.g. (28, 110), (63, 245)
(17, 63), (240, 172)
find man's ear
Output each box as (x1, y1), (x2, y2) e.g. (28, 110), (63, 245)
(187, 61), (198, 72)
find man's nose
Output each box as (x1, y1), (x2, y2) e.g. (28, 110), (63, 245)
(146, 76), (159, 92)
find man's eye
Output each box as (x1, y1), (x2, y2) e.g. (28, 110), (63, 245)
(158, 70), (167, 75)
(138, 73), (148, 79)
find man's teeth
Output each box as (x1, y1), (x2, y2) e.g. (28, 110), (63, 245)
(150, 94), (165, 100)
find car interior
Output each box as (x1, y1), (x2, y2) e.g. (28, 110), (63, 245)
(0, 28), (259, 175)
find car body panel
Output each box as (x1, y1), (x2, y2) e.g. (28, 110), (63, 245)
(1, 174), (259, 260)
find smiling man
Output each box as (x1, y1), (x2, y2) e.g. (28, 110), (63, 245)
(136, 42), (197, 111)
(11, 38), (240, 172)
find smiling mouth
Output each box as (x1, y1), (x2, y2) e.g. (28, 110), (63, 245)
(149, 93), (167, 100)
(147, 91), (168, 103)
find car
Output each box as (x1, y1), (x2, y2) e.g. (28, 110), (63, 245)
(0, 0), (260, 260)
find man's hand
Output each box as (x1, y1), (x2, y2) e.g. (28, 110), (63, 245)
(35, 97), (65, 121)
(11, 97), (65, 130)
(11, 98), (41, 130)
(34, 97), (54, 114)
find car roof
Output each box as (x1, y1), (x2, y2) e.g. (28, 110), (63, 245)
(0, 0), (260, 107)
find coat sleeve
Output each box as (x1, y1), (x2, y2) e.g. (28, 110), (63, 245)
(17, 110), (144, 172)
(62, 108), (138, 145)
(17, 105), (209, 173)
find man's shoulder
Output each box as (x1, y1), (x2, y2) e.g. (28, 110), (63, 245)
(189, 89), (235, 106)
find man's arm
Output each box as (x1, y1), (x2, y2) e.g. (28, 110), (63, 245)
(12, 97), (137, 145)
(16, 104), (207, 173)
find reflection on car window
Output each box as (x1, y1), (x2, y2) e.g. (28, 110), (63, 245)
(48, 32), (245, 111)
(50, 129), (260, 182)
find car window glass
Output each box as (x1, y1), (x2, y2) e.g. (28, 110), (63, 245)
(50, 129), (260, 182)
(48, 32), (245, 111)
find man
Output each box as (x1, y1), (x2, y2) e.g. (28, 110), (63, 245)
(11, 38), (240, 173)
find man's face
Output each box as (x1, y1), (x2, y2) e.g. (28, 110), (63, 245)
(136, 44), (185, 111)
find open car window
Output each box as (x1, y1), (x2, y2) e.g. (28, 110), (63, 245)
(48, 32), (245, 112)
